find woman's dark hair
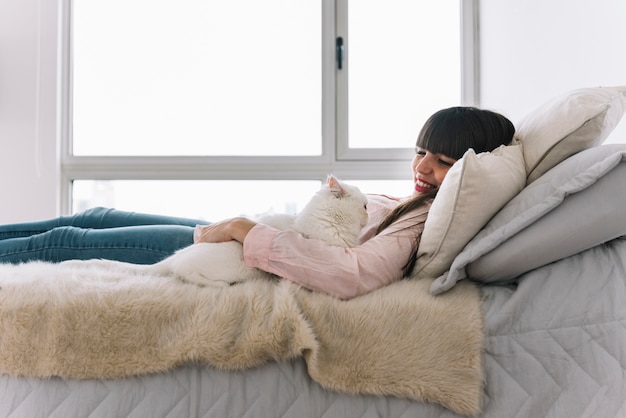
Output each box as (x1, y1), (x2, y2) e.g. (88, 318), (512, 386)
(377, 106), (515, 277)
(417, 106), (515, 160)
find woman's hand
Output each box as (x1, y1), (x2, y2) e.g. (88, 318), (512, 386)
(194, 217), (257, 244)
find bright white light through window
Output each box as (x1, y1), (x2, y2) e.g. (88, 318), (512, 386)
(72, 0), (322, 156)
(72, 178), (415, 221)
(72, 180), (323, 221)
(348, 0), (461, 148)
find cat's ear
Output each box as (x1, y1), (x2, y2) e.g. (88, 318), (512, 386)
(327, 174), (345, 197)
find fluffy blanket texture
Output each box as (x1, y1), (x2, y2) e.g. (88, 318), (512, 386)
(0, 261), (484, 416)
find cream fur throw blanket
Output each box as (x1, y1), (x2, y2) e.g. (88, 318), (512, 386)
(0, 262), (484, 416)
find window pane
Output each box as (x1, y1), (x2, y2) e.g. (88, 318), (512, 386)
(72, 0), (321, 156)
(349, 179), (413, 198)
(348, 0), (461, 149)
(71, 179), (414, 221)
(72, 180), (323, 221)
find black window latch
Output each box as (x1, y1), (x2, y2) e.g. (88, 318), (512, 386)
(336, 37), (344, 70)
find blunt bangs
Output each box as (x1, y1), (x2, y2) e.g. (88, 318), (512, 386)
(416, 107), (515, 161)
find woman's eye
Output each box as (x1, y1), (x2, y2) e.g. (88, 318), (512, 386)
(415, 148), (426, 156)
(438, 159), (454, 167)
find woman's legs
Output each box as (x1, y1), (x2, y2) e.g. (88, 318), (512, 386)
(0, 207), (209, 264)
(0, 207), (207, 240)
(0, 224), (195, 264)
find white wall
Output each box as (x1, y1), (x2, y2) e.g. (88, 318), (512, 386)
(479, 0), (626, 141)
(0, 0), (59, 223)
(0, 0), (625, 223)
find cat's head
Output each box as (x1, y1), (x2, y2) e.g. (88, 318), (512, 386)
(295, 175), (368, 247)
(325, 175), (369, 229)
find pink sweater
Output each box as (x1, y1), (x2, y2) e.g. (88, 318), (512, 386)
(243, 194), (432, 299)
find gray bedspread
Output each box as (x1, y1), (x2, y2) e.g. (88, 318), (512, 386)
(480, 237), (626, 417)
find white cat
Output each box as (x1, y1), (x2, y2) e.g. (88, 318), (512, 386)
(62, 175), (368, 287)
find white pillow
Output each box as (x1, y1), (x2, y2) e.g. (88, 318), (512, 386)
(517, 85), (626, 183)
(410, 143), (526, 280)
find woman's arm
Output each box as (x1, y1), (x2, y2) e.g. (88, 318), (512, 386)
(194, 197), (431, 299)
(242, 208), (428, 299)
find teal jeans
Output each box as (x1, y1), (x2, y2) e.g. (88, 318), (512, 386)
(0, 207), (209, 264)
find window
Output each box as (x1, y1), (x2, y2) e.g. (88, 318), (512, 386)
(61, 0), (475, 219)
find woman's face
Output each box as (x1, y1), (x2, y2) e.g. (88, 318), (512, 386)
(411, 147), (457, 195)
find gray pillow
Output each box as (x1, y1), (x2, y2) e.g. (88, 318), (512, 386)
(430, 144), (626, 295)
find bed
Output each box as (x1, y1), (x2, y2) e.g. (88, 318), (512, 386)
(1, 86), (625, 418)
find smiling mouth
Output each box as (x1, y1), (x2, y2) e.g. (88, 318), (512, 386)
(415, 179), (437, 193)
(415, 179), (436, 190)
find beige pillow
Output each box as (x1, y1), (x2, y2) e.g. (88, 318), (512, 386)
(411, 143), (526, 280)
(517, 85), (626, 184)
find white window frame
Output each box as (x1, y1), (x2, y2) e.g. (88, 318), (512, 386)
(58, 0), (478, 214)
